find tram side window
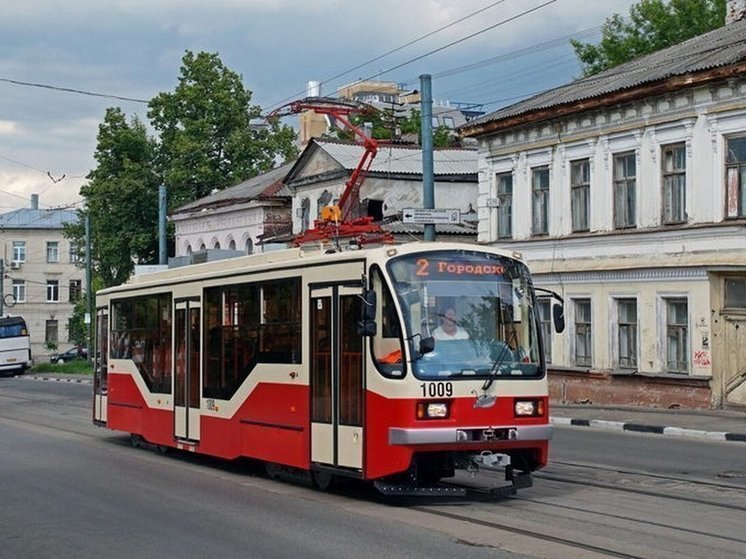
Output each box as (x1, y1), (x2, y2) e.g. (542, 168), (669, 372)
(203, 278), (301, 400)
(111, 294), (172, 394)
(370, 267), (405, 378)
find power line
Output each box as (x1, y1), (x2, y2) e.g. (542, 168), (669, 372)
(358, 0), (557, 85)
(265, 0), (522, 112)
(0, 77), (149, 104)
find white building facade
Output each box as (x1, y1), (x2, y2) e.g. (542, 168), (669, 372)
(462, 16), (746, 408)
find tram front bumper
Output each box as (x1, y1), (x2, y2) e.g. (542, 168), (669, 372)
(388, 424), (552, 445)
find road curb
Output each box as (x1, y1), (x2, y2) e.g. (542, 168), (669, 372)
(551, 416), (746, 443)
(20, 375), (93, 385)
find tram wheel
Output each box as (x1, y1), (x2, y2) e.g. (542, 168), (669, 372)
(130, 434), (143, 448)
(312, 470), (335, 491)
(156, 444), (169, 454)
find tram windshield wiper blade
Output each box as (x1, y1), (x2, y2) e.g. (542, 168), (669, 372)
(482, 342), (514, 391)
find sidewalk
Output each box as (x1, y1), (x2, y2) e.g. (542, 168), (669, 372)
(551, 404), (746, 443)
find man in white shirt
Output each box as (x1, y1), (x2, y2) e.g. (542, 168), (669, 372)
(432, 308), (469, 340)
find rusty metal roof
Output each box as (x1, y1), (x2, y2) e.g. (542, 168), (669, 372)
(462, 19), (746, 132)
(172, 163), (294, 214)
(315, 140), (477, 176)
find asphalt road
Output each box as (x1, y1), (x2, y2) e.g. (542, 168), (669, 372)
(2, 376), (745, 559)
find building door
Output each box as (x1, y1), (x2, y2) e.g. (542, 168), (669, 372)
(174, 299), (201, 441)
(712, 275), (746, 407)
(93, 308), (108, 425)
(309, 285), (365, 472)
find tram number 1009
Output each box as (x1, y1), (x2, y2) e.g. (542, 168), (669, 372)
(420, 382), (453, 398)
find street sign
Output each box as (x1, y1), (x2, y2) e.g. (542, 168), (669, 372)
(402, 208), (461, 225)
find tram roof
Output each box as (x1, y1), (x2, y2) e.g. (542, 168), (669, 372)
(98, 242), (526, 296)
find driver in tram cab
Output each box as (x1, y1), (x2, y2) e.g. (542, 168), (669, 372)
(432, 308), (469, 340)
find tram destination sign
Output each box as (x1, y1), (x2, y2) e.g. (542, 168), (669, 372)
(402, 208), (461, 225)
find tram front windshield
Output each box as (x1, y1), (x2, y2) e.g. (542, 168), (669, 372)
(387, 251), (542, 380)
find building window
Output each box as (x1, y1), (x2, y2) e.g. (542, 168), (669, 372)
(442, 116), (455, 129)
(69, 280), (82, 302)
(724, 277), (746, 309)
(12, 241), (26, 263)
(666, 299), (688, 373)
(532, 166), (549, 235)
(726, 137), (746, 218)
(69, 242), (81, 264)
(496, 172), (513, 239)
(571, 159), (590, 232)
(47, 241), (59, 263)
(47, 280), (60, 303)
(614, 152), (636, 228)
(574, 299), (592, 367)
(245, 238), (254, 255)
(662, 143), (686, 224)
(12, 280), (26, 303)
(538, 300), (552, 364)
(431, 116), (440, 128)
(617, 299), (638, 368)
(45, 320), (59, 344)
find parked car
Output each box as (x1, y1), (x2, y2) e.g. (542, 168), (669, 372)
(50, 346), (88, 364)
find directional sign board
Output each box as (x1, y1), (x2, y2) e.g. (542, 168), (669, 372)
(402, 208), (461, 225)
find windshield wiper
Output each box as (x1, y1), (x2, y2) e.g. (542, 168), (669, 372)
(482, 339), (516, 391)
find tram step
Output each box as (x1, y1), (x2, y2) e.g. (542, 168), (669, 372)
(373, 481), (466, 497)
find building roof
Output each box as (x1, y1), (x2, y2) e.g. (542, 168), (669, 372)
(0, 208), (78, 229)
(461, 18), (746, 135)
(172, 162), (294, 214)
(310, 139), (477, 176)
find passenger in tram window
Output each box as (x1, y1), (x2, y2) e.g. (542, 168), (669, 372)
(432, 308), (469, 340)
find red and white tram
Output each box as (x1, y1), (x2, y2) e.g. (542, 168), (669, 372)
(93, 242), (563, 495)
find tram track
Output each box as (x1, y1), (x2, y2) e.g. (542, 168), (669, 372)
(411, 505), (648, 559)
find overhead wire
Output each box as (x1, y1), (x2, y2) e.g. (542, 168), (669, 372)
(0, 77), (149, 104)
(264, 0), (510, 111)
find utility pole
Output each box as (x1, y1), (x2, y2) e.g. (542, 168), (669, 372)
(420, 74), (435, 242)
(85, 213), (93, 354)
(159, 185), (167, 265)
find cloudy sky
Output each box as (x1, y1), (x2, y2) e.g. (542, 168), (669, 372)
(0, 0), (637, 212)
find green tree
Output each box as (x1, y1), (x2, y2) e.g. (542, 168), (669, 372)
(328, 106), (456, 147)
(66, 108), (160, 287)
(571, 0), (726, 76)
(148, 50), (298, 210)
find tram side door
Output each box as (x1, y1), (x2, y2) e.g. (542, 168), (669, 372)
(310, 285), (365, 471)
(93, 308), (109, 425)
(174, 299), (201, 442)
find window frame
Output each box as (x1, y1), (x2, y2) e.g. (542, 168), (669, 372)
(12, 241), (26, 263)
(12, 280), (26, 303)
(531, 166), (550, 236)
(573, 298), (592, 367)
(46, 280), (60, 303)
(613, 152), (636, 229)
(665, 298), (689, 373)
(661, 143), (687, 224)
(725, 136), (746, 218)
(616, 298), (638, 369)
(570, 158), (590, 232)
(46, 241), (60, 264)
(496, 172), (513, 239)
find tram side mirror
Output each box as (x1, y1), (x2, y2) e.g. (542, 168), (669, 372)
(419, 336), (435, 355)
(553, 304), (565, 334)
(359, 290), (377, 336)
(361, 289), (376, 321)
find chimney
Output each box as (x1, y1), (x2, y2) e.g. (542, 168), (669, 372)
(30, 194), (39, 210)
(727, 0), (746, 24)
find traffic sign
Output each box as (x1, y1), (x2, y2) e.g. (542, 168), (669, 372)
(402, 208), (461, 225)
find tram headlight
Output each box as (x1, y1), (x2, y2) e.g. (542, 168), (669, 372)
(416, 401), (450, 419)
(514, 399), (545, 417)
